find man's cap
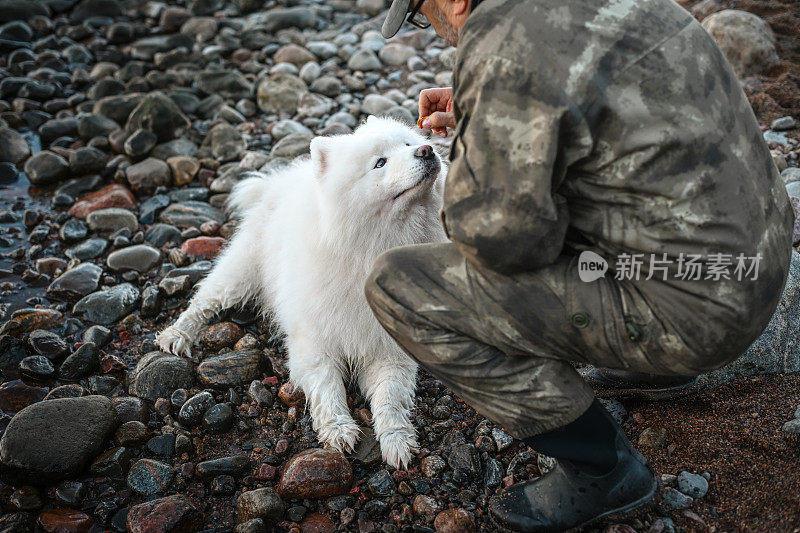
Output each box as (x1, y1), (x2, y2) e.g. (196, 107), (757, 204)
(381, 0), (413, 39)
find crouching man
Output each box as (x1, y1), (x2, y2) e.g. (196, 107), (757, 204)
(365, 0), (794, 530)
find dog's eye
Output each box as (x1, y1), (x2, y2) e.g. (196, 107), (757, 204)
(374, 158), (387, 168)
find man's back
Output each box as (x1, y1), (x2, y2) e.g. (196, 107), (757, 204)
(450, 0), (794, 356)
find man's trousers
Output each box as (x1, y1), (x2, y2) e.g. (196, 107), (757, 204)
(364, 242), (771, 438)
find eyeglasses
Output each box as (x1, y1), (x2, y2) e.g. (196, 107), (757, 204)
(406, 0), (431, 29)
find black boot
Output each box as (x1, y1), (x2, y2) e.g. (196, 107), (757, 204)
(579, 367), (707, 401)
(488, 400), (657, 533)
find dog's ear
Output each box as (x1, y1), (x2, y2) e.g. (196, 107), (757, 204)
(310, 136), (333, 179)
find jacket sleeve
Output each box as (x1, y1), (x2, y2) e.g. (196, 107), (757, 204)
(442, 53), (575, 274)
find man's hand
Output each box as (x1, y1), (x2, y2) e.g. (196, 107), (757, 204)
(419, 87), (456, 137)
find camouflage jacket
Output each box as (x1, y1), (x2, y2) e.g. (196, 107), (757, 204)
(443, 0), (794, 336)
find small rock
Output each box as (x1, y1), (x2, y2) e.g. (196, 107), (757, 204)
(127, 458), (175, 495)
(661, 487), (693, 510)
(236, 487), (286, 523)
(677, 471), (709, 498)
(197, 349), (267, 388)
(126, 494), (202, 533)
(277, 449), (353, 499)
(434, 508), (475, 533)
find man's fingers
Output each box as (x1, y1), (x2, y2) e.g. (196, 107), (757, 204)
(423, 111), (456, 130)
(419, 87), (453, 117)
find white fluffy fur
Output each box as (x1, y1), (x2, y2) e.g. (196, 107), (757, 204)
(156, 116), (448, 468)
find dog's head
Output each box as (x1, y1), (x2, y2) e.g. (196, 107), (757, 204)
(309, 116), (446, 240)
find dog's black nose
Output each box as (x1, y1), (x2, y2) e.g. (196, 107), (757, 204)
(414, 145), (434, 159)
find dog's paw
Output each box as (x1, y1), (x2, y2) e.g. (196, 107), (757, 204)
(156, 326), (195, 359)
(317, 417), (362, 454)
(379, 428), (419, 470)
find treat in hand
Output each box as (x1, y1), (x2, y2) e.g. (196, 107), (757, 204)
(417, 116), (428, 129)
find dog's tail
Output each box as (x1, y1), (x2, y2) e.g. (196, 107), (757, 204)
(226, 171), (270, 218)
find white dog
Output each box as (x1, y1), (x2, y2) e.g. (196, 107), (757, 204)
(156, 116), (448, 468)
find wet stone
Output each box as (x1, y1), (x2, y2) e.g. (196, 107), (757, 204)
(139, 194), (171, 224)
(0, 395), (118, 485)
(197, 349), (267, 388)
(236, 487), (286, 523)
(177, 391), (215, 426)
(37, 509), (94, 533)
(277, 448), (353, 500)
(367, 469), (395, 497)
(128, 351), (194, 402)
(73, 283), (140, 325)
(69, 184), (136, 219)
(90, 446), (131, 478)
(107, 244), (161, 273)
(202, 402), (234, 434)
(43, 384), (85, 401)
(448, 444), (481, 476)
(196, 454), (250, 479)
(58, 342), (99, 380)
(87, 207), (138, 234)
(28, 329), (68, 360)
(201, 322), (243, 350)
(64, 237), (108, 260)
(127, 458), (175, 496)
(159, 201), (225, 229)
(126, 494), (203, 533)
(434, 508), (476, 533)
(59, 219), (88, 242)
(47, 263), (102, 301)
(19, 355), (54, 380)
(147, 433), (176, 458)
(83, 325), (113, 348)
(115, 420), (150, 447)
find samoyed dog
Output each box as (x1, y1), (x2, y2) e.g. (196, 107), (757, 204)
(156, 115), (448, 468)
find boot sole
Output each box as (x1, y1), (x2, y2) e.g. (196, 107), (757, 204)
(581, 371), (708, 401)
(489, 478), (659, 533)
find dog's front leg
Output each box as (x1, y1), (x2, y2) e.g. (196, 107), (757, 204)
(288, 338), (361, 453)
(156, 234), (258, 359)
(361, 355), (419, 470)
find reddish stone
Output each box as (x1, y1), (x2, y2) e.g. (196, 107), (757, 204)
(502, 475), (514, 487)
(180, 236), (226, 259)
(200, 322), (244, 350)
(68, 184), (136, 218)
(412, 494), (440, 523)
(300, 513), (335, 533)
(257, 463), (278, 480)
(278, 382), (305, 408)
(231, 48), (252, 62)
(38, 508), (93, 533)
(262, 376), (279, 387)
(275, 438), (290, 455)
(36, 257), (68, 277)
(199, 220), (221, 235)
(433, 509), (475, 533)
(0, 379), (48, 414)
(126, 494), (202, 533)
(197, 168), (215, 187)
(277, 448), (353, 500)
(101, 354), (127, 373)
(9, 308), (63, 333)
